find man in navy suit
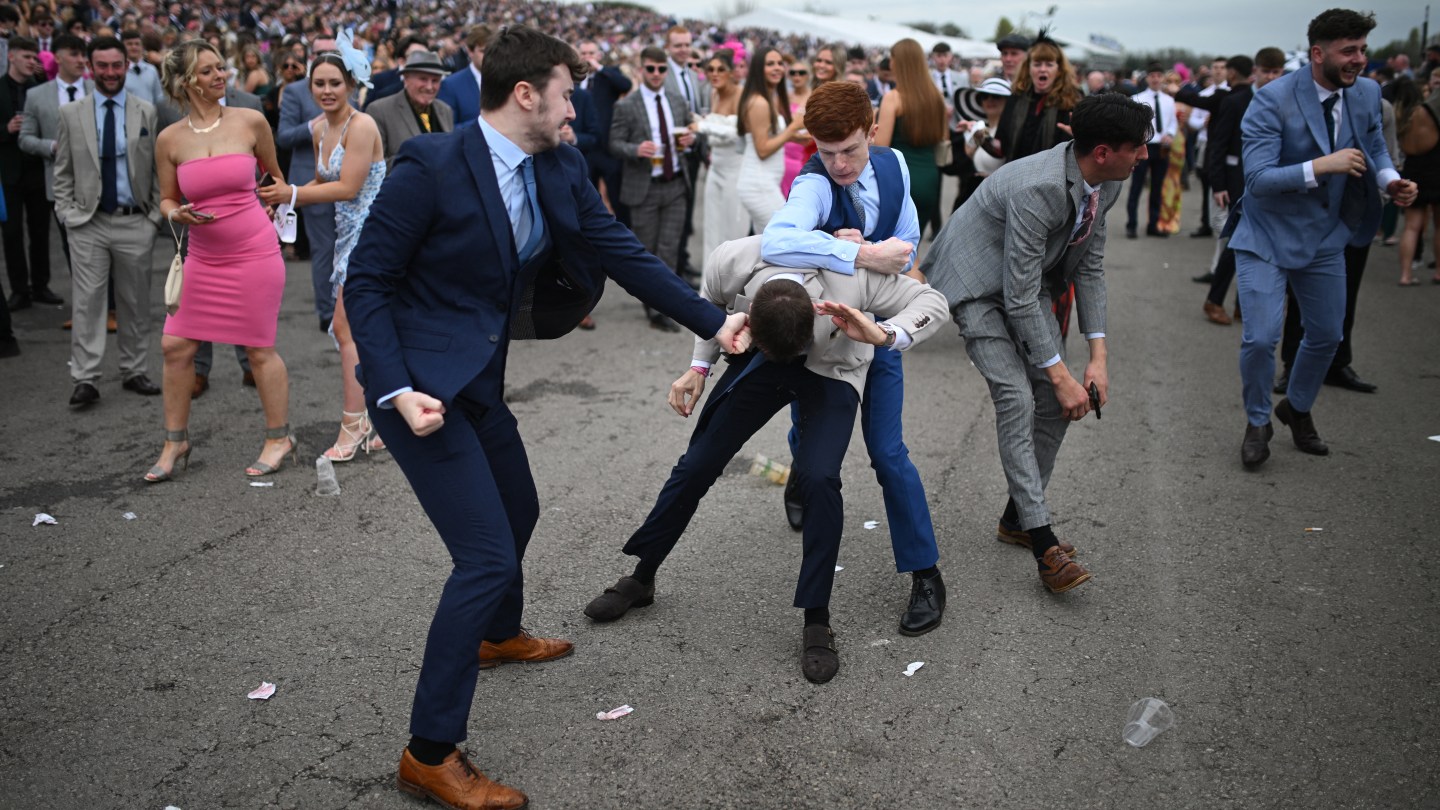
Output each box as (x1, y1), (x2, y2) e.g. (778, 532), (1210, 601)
(576, 39), (632, 224)
(1230, 9), (1417, 469)
(436, 25), (488, 128)
(344, 26), (749, 808)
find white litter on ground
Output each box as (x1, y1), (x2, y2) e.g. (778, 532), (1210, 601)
(249, 482), (274, 488)
(596, 705), (633, 721)
(863, 520), (879, 530)
(247, 682), (276, 700)
(122, 512), (137, 520)
(904, 662), (925, 677)
(33, 513), (56, 526)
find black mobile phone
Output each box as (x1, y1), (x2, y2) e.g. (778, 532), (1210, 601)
(1089, 382), (1101, 420)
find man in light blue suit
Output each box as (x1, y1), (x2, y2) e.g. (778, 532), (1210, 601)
(436, 25), (488, 128)
(1229, 9), (1417, 469)
(278, 35), (338, 331)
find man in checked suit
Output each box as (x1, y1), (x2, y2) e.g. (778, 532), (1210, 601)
(53, 36), (161, 408)
(343, 27), (748, 807)
(920, 93), (1152, 593)
(1230, 9), (1416, 469)
(610, 46), (694, 332)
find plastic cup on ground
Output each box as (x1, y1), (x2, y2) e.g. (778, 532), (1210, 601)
(1123, 698), (1174, 747)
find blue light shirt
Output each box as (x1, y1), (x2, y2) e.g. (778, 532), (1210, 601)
(94, 89), (136, 207)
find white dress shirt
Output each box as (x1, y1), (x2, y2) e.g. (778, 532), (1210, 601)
(1138, 88), (1179, 143)
(640, 84), (681, 177)
(1301, 80), (1400, 192)
(57, 77), (84, 106)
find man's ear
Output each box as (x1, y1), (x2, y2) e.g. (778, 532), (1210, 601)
(866, 123), (878, 143)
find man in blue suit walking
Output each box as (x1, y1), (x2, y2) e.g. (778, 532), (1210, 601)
(436, 25), (488, 128)
(344, 25), (749, 809)
(1230, 9), (1416, 469)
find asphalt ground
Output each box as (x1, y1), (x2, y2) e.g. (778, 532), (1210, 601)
(2, 177), (1438, 809)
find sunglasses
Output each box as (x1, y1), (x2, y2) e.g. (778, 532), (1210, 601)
(789, 69), (808, 76)
(644, 64), (668, 74)
(686, 61), (700, 68)
(704, 65), (729, 73)
(283, 63), (303, 70)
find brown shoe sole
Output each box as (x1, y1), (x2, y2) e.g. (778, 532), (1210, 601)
(478, 645), (574, 670)
(397, 775), (529, 810)
(1044, 570), (1092, 593)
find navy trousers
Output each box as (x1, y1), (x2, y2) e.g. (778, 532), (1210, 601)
(373, 389), (538, 744)
(1125, 149), (1169, 231)
(622, 353), (860, 609)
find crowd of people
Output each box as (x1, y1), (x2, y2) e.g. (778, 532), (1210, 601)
(0, 2), (1420, 807)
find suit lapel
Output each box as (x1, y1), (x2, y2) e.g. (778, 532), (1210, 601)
(124, 96), (143, 189)
(80, 97), (100, 172)
(1294, 72), (1331, 154)
(461, 125), (519, 269)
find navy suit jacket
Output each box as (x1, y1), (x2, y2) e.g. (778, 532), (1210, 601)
(277, 81), (325, 184)
(344, 125), (726, 409)
(437, 68), (480, 129)
(571, 87), (601, 155)
(1229, 71), (1393, 266)
(582, 65), (631, 147)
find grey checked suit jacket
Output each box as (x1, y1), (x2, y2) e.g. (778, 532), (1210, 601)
(609, 87), (693, 207)
(52, 93), (162, 229)
(18, 78), (94, 200)
(696, 236), (949, 396)
(920, 141), (1118, 366)
(368, 92), (454, 168)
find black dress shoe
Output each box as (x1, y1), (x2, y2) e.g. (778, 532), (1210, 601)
(1324, 366), (1377, 393)
(8, 292), (32, 311)
(1273, 369), (1290, 395)
(648, 313), (680, 333)
(1241, 422), (1273, 469)
(1146, 225), (1169, 238)
(1125, 227), (1137, 239)
(899, 571), (946, 637)
(783, 474), (803, 532)
(1190, 227), (1214, 238)
(584, 576), (655, 622)
(319, 316), (332, 333)
(801, 624), (838, 684)
(69, 381), (100, 407)
(30, 287), (64, 305)
(0, 337), (18, 358)
(122, 374), (162, 395)
(1192, 272), (1215, 284)
(1275, 398), (1328, 455)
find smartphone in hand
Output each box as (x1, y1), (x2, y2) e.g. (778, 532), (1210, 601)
(1088, 382), (1101, 420)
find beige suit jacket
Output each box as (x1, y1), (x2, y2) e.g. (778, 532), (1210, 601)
(695, 236), (949, 396)
(52, 94), (162, 229)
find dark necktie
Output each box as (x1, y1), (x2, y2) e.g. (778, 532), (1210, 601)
(1069, 189), (1100, 246)
(66, 85), (76, 102)
(1153, 91), (1163, 138)
(679, 68), (693, 109)
(846, 182), (866, 233)
(940, 72), (949, 97)
(656, 93), (674, 181)
(132, 64), (141, 75)
(1322, 92), (1339, 150)
(101, 99), (118, 213)
(517, 156), (544, 263)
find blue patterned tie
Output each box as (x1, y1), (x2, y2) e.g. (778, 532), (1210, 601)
(101, 99), (118, 213)
(517, 156), (544, 263)
(846, 181), (866, 234)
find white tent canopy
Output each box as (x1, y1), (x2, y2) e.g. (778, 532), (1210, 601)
(724, 8), (998, 60)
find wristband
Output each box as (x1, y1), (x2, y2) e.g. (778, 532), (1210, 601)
(690, 365), (709, 378)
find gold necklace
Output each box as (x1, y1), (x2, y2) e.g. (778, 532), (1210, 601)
(187, 109), (223, 134)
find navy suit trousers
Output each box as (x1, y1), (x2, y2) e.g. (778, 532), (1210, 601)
(622, 352), (859, 609)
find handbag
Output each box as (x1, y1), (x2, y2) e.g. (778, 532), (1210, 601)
(273, 184), (298, 243)
(934, 137), (954, 170)
(164, 217), (183, 315)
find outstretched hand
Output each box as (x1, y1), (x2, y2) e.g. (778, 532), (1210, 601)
(393, 391), (446, 436)
(816, 300), (886, 345)
(717, 311), (752, 354)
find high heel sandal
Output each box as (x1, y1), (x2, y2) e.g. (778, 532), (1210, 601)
(246, 424), (298, 477)
(324, 410), (377, 462)
(145, 429), (192, 483)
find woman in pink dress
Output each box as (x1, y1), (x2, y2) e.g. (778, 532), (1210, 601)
(780, 57), (810, 198)
(145, 40), (293, 482)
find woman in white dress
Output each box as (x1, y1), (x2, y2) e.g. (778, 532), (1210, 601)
(736, 47), (807, 232)
(696, 50), (748, 266)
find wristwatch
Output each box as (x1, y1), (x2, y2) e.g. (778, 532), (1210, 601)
(879, 324), (897, 348)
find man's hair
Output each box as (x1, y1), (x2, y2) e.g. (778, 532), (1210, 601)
(0, 5), (19, 25)
(640, 45), (666, 64)
(804, 80), (873, 141)
(464, 24), (492, 51)
(846, 46), (866, 62)
(749, 280), (814, 363)
(878, 56), (891, 71)
(1374, 66), (1396, 81)
(29, 8), (50, 24)
(665, 25), (689, 44)
(1307, 8), (1376, 47)
(931, 41), (951, 55)
(1145, 61), (1164, 74)
(7, 35), (37, 54)
(1255, 46), (1286, 70)
(86, 36), (124, 62)
(120, 29), (142, 42)
(52, 34), (86, 55)
(1227, 54), (1253, 78)
(1070, 92), (1153, 157)
(396, 34), (428, 55)
(479, 25), (585, 112)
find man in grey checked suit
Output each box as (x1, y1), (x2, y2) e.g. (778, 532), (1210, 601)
(53, 37), (161, 408)
(610, 46), (695, 331)
(919, 93), (1152, 593)
(19, 33), (91, 271)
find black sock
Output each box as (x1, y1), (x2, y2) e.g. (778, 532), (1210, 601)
(1001, 497), (1019, 526)
(803, 607), (830, 627)
(407, 735), (456, 766)
(1028, 524), (1059, 559)
(912, 565), (939, 580)
(630, 557), (661, 586)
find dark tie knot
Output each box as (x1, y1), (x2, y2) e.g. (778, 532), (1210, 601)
(104, 98), (116, 109)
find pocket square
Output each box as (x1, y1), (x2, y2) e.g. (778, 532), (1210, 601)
(140, 127), (149, 136)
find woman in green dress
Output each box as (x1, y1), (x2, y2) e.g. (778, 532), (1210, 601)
(874, 38), (948, 241)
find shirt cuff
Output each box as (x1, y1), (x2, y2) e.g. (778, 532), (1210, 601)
(1037, 353), (1062, 369)
(1377, 167), (1400, 193)
(690, 359), (712, 371)
(886, 324), (913, 351)
(377, 387), (413, 408)
(1083, 332), (1105, 340)
(1303, 160), (1317, 188)
(767, 272), (806, 285)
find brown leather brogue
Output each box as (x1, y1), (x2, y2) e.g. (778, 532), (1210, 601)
(1203, 300), (1232, 325)
(397, 748), (528, 810)
(478, 630), (573, 670)
(1037, 546), (1092, 593)
(997, 520), (1077, 556)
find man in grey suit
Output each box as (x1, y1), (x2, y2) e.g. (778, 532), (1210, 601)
(610, 46), (695, 331)
(367, 50), (453, 167)
(53, 37), (161, 408)
(919, 93), (1152, 593)
(120, 30), (162, 104)
(278, 35), (338, 332)
(19, 33), (91, 272)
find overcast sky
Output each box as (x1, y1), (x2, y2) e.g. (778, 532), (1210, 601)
(648, 0), (1422, 58)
